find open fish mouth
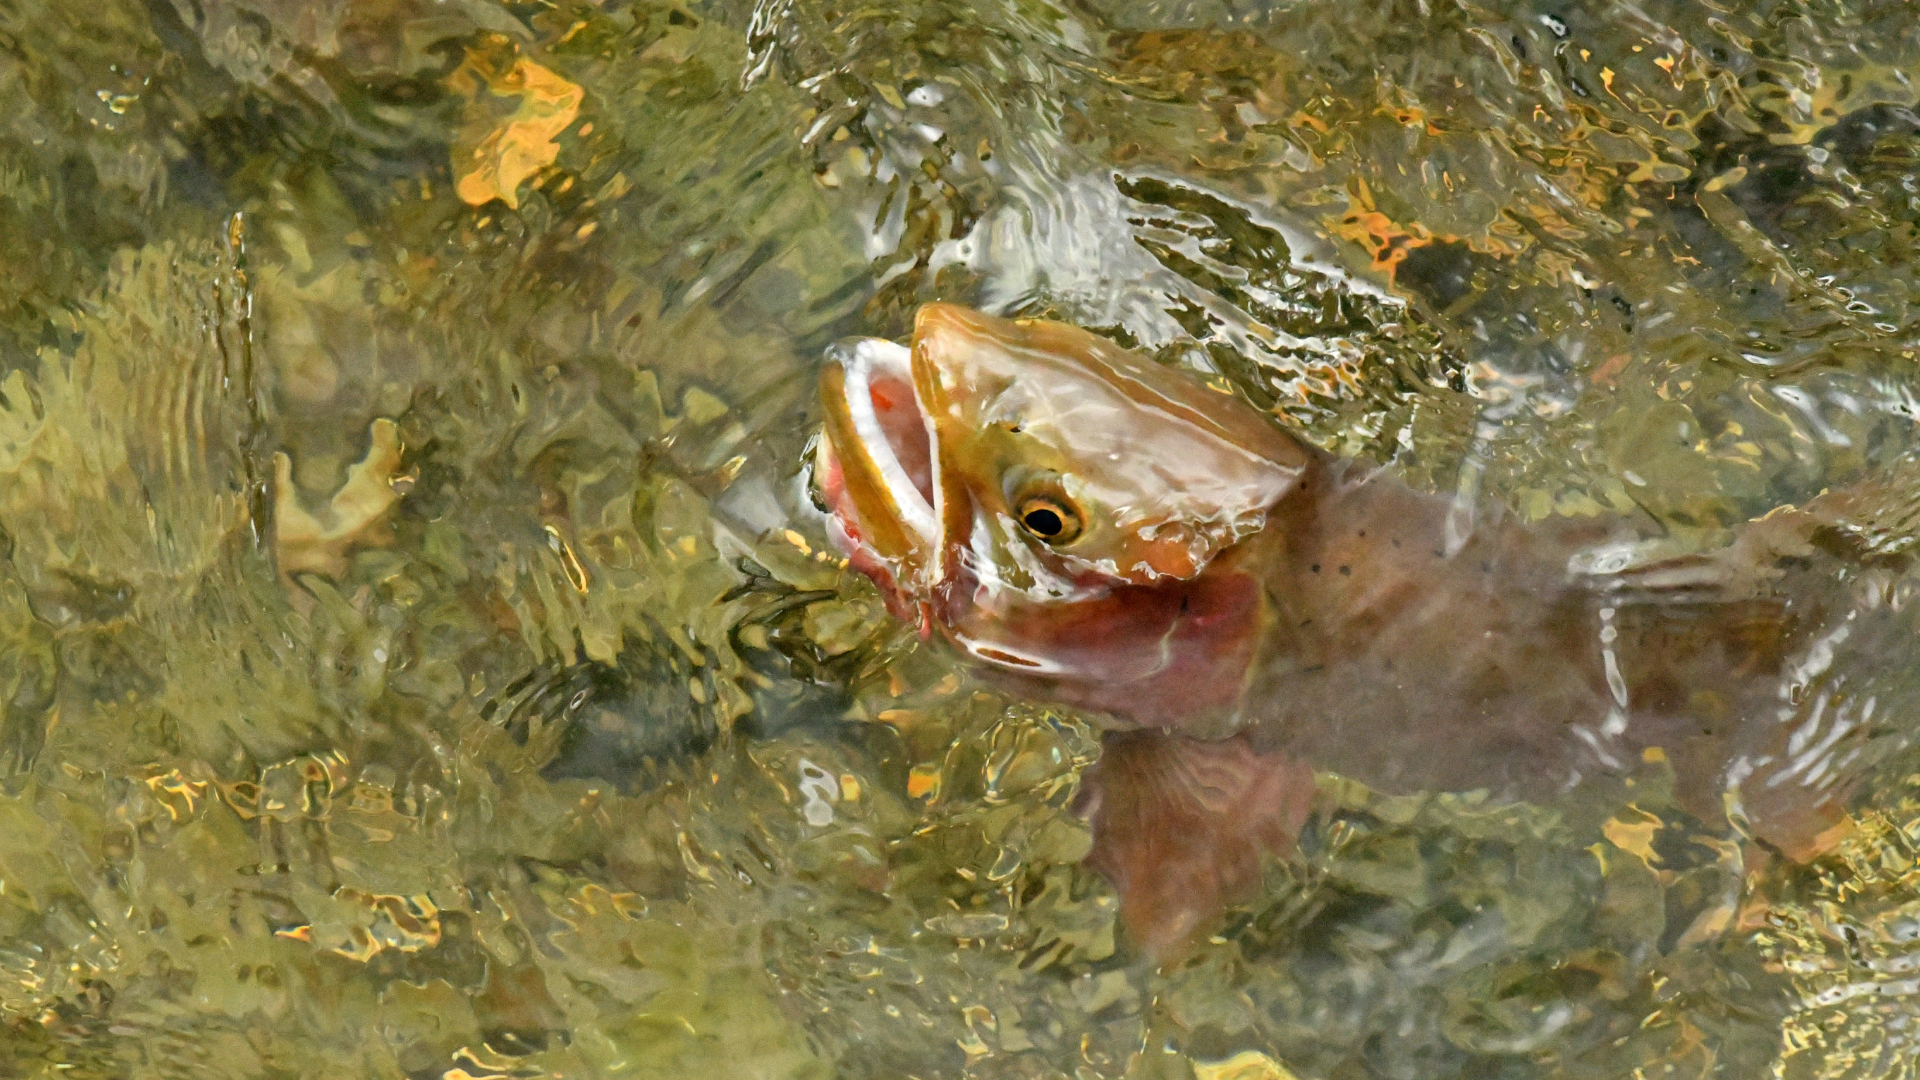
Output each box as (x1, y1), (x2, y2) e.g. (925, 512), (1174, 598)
(816, 336), (941, 564)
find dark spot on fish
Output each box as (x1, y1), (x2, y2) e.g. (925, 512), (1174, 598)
(1392, 538), (1401, 548)
(1434, 549), (1446, 558)
(1358, 530), (1366, 537)
(1302, 664), (1325, 673)
(1179, 595), (1191, 613)
(1311, 564), (1320, 573)
(1339, 565), (1351, 576)
(1298, 619), (1312, 628)
(1482, 561), (1493, 573)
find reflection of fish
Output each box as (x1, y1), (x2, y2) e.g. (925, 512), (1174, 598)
(816, 303), (1876, 957)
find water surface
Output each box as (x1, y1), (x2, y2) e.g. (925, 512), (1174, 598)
(1, 0), (1920, 1076)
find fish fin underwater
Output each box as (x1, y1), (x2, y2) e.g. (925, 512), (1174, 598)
(1081, 731), (1316, 960)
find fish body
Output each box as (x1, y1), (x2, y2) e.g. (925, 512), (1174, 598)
(816, 303), (1867, 956)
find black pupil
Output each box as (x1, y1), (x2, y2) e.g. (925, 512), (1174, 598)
(1022, 506), (1064, 537)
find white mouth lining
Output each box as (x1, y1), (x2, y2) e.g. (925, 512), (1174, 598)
(835, 337), (940, 546)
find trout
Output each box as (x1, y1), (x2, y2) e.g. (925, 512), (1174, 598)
(814, 303), (1888, 957)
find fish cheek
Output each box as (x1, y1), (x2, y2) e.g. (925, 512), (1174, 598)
(951, 569), (1269, 729)
(1122, 530), (1202, 580)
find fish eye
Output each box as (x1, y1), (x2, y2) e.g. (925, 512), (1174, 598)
(1016, 494), (1083, 544)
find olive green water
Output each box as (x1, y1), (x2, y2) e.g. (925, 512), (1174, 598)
(3, 0), (1920, 1076)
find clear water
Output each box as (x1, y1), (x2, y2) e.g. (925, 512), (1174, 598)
(1, 0), (1919, 1076)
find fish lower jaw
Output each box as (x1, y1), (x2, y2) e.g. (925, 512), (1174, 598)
(823, 336), (938, 543)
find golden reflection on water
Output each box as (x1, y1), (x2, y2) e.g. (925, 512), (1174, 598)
(0, 0), (1916, 1075)
(1766, 781), (1920, 1080)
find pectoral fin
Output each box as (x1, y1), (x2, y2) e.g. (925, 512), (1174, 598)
(1737, 769), (1858, 863)
(1080, 731), (1316, 961)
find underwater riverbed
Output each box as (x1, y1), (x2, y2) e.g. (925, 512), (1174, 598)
(2, 0), (1920, 1076)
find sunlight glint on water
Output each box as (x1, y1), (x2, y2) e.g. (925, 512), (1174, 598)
(0, 0), (1916, 1076)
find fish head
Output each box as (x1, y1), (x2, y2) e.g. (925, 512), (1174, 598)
(816, 303), (1312, 726)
